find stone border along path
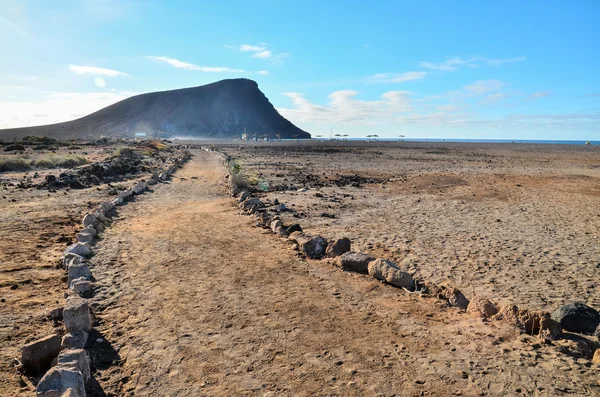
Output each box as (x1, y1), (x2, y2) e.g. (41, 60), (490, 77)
(218, 148), (600, 365)
(19, 149), (191, 397)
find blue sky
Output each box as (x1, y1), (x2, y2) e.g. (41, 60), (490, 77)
(1, 0), (599, 139)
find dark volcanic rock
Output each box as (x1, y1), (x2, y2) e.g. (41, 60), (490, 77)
(0, 79), (310, 140)
(551, 302), (600, 334)
(338, 252), (375, 274)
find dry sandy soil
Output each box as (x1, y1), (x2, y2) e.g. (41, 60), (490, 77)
(1, 142), (599, 396)
(220, 141), (600, 312)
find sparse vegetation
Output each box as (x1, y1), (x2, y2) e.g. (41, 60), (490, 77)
(0, 157), (32, 172)
(114, 147), (135, 157)
(4, 144), (26, 152)
(34, 155), (88, 169)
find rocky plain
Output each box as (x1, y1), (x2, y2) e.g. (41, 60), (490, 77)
(1, 138), (599, 396)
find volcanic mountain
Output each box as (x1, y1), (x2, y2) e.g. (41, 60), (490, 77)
(0, 79), (310, 140)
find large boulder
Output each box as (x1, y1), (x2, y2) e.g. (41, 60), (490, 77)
(325, 238), (351, 258)
(57, 349), (91, 381)
(36, 366), (85, 397)
(368, 259), (415, 290)
(337, 252), (375, 274)
(551, 302), (600, 334)
(21, 334), (61, 375)
(63, 298), (92, 333)
(467, 297), (499, 318)
(64, 243), (93, 258)
(289, 233), (328, 259)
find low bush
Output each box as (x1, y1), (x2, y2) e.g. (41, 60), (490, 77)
(0, 157), (32, 172)
(33, 155), (88, 169)
(114, 147), (135, 157)
(4, 144), (25, 152)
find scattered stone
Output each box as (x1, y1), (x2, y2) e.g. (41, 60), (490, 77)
(83, 225), (97, 237)
(36, 366), (85, 397)
(81, 214), (96, 227)
(467, 297), (499, 318)
(258, 212), (272, 227)
(95, 222), (105, 234)
(286, 224), (302, 234)
(551, 302), (600, 335)
(368, 258), (415, 291)
(494, 304), (562, 340)
(595, 325), (600, 340)
(71, 279), (92, 295)
(76, 232), (93, 243)
(289, 233), (328, 259)
(67, 264), (92, 286)
(45, 175), (57, 183)
(57, 349), (91, 381)
(240, 197), (263, 211)
(326, 237), (351, 258)
(159, 172), (168, 181)
(152, 171), (159, 180)
(146, 178), (157, 186)
(63, 297), (92, 333)
(338, 252), (375, 274)
(64, 243), (93, 258)
(593, 349), (600, 364)
(63, 253), (84, 268)
(424, 282), (470, 309)
(21, 334), (61, 375)
(237, 190), (251, 203)
(61, 331), (89, 349)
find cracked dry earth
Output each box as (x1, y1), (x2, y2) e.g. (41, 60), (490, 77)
(88, 150), (597, 397)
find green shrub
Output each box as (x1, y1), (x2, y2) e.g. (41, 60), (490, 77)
(0, 157), (32, 172)
(114, 147), (135, 157)
(33, 155), (88, 169)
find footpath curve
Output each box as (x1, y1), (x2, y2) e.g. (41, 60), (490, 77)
(87, 149), (587, 396)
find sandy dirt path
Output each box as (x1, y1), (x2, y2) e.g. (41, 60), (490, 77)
(88, 150), (597, 397)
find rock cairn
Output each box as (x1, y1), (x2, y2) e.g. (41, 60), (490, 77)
(21, 151), (190, 397)
(222, 152), (600, 362)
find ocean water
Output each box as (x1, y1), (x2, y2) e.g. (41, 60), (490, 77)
(338, 138), (600, 145)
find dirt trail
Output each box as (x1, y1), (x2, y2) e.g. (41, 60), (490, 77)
(89, 150), (597, 396)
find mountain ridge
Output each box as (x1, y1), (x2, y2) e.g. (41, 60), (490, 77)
(0, 79), (310, 140)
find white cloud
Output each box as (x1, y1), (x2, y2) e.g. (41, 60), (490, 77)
(367, 71), (427, 83)
(235, 44), (289, 64)
(421, 56), (526, 71)
(464, 80), (505, 95)
(146, 56), (248, 73)
(252, 50), (272, 59)
(0, 90), (138, 129)
(69, 64), (128, 77)
(526, 91), (551, 101)
(278, 90), (413, 124)
(94, 77), (106, 87)
(240, 44), (266, 52)
(482, 92), (508, 104)
(257, 70), (268, 75)
(487, 57), (527, 66)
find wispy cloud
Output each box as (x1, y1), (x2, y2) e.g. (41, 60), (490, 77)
(236, 44), (290, 64)
(421, 56), (526, 71)
(367, 71), (427, 83)
(147, 56), (248, 73)
(256, 70), (268, 75)
(240, 44), (266, 52)
(525, 91), (551, 101)
(464, 80), (505, 95)
(0, 18), (32, 39)
(482, 92), (509, 104)
(69, 64), (128, 76)
(253, 50), (272, 59)
(94, 77), (106, 87)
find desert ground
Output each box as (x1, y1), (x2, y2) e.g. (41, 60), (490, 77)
(1, 139), (599, 396)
